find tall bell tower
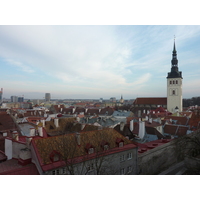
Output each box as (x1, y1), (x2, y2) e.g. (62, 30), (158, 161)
(167, 39), (183, 113)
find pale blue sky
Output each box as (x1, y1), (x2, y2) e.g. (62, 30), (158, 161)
(0, 25), (200, 99)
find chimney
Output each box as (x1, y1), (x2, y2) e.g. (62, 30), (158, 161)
(99, 109), (101, 113)
(76, 132), (80, 145)
(130, 120), (134, 131)
(36, 120), (39, 125)
(12, 131), (19, 141)
(147, 110), (150, 115)
(81, 124), (86, 130)
(60, 107), (63, 113)
(41, 118), (45, 127)
(138, 121), (145, 139)
(58, 105), (60, 108)
(143, 110), (146, 114)
(138, 110), (141, 117)
(26, 137), (32, 146)
(54, 118), (59, 128)
(120, 122), (125, 131)
(38, 126), (43, 137)
(149, 118), (152, 123)
(3, 132), (7, 137)
(145, 115), (148, 121)
(30, 128), (35, 137)
(72, 108), (75, 113)
(76, 116), (80, 122)
(85, 108), (88, 113)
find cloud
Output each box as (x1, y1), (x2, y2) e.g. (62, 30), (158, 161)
(0, 25), (200, 98)
(5, 58), (34, 73)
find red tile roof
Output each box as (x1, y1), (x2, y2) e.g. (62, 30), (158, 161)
(133, 98), (167, 105)
(164, 116), (189, 126)
(31, 129), (136, 172)
(134, 139), (173, 154)
(0, 159), (39, 175)
(0, 112), (17, 132)
(164, 124), (188, 136)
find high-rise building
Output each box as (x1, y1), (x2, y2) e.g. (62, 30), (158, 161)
(18, 97), (24, 102)
(11, 96), (18, 103)
(45, 93), (51, 101)
(0, 88), (3, 102)
(167, 40), (183, 113)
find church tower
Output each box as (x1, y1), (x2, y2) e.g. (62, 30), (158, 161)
(167, 39), (183, 113)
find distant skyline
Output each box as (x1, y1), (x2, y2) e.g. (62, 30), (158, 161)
(1, 25), (200, 100)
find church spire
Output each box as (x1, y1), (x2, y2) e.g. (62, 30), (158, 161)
(173, 36), (176, 52)
(167, 38), (182, 79)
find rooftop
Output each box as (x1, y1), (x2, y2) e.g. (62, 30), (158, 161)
(0, 159), (39, 175)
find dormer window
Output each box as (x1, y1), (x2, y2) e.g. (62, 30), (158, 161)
(116, 138), (124, 147)
(85, 143), (95, 154)
(88, 148), (94, 154)
(119, 142), (124, 147)
(104, 145), (109, 150)
(49, 150), (62, 162)
(101, 140), (109, 151)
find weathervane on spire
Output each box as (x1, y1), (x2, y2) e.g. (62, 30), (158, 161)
(174, 35), (176, 41)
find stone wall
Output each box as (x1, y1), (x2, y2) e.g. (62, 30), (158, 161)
(138, 129), (200, 175)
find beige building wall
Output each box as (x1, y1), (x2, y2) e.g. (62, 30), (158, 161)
(167, 78), (182, 113)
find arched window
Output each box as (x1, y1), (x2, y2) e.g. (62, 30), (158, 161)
(173, 80), (175, 84)
(172, 90), (175, 95)
(176, 80), (178, 84)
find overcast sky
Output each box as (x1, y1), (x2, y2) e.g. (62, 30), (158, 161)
(0, 25), (200, 100)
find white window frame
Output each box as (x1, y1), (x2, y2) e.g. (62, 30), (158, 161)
(120, 154), (125, 162)
(127, 166), (132, 173)
(120, 168), (125, 175)
(56, 169), (60, 175)
(127, 152), (132, 160)
(87, 163), (94, 172)
(119, 142), (124, 147)
(62, 167), (66, 174)
(104, 144), (109, 150)
(88, 148), (94, 154)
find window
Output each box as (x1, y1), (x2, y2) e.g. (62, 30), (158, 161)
(87, 163), (94, 171)
(172, 90), (175, 95)
(120, 154), (125, 162)
(62, 168), (66, 174)
(52, 169), (60, 175)
(56, 169), (60, 175)
(120, 168), (125, 175)
(173, 80), (175, 84)
(170, 81), (172, 84)
(88, 148), (94, 154)
(104, 144), (109, 150)
(176, 80), (178, 84)
(127, 166), (132, 174)
(119, 142), (124, 147)
(127, 152), (132, 160)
